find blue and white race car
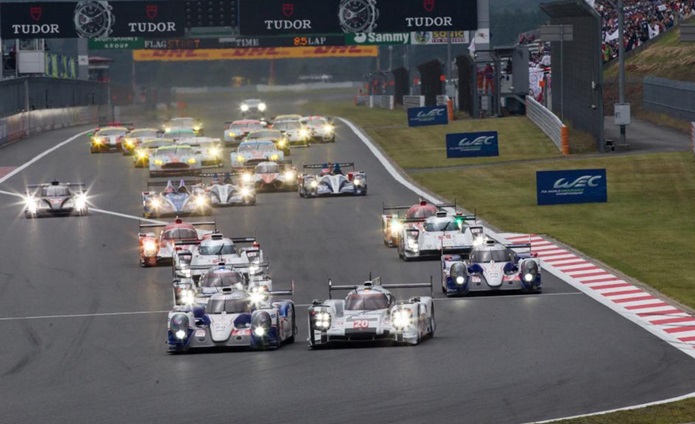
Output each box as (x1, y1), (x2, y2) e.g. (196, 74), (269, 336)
(298, 162), (367, 197)
(441, 239), (542, 296)
(142, 179), (212, 218)
(166, 285), (296, 352)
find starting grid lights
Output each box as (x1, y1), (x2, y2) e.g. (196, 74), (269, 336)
(184, 0), (238, 28)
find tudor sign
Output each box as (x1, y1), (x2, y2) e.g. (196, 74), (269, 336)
(0, 1), (185, 39)
(239, 0), (478, 36)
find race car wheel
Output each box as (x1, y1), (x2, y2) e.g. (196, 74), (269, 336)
(286, 305), (296, 344)
(429, 305), (436, 336)
(24, 211), (34, 219)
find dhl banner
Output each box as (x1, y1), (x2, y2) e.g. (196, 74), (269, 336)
(133, 46), (378, 61)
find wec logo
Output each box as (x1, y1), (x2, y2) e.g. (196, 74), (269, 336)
(553, 175), (603, 189)
(416, 109), (445, 119)
(458, 136), (495, 147)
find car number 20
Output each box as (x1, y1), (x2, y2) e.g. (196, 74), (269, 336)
(353, 320), (369, 329)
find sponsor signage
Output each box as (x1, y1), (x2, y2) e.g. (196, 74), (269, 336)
(407, 106), (448, 127)
(239, 0), (478, 36)
(132, 46), (379, 61)
(536, 169), (608, 206)
(0, 1), (185, 39)
(89, 37), (145, 50)
(411, 30), (469, 44)
(346, 32), (411, 45)
(446, 131), (498, 158)
(90, 35), (347, 50)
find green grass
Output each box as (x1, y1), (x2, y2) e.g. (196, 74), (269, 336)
(551, 396), (695, 424)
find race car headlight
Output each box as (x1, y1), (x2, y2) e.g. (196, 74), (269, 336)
(312, 311), (331, 330)
(523, 273), (535, 282)
(354, 178), (363, 186)
(136, 150), (148, 159)
(391, 309), (412, 330)
(194, 196), (208, 207)
(253, 326), (266, 337)
(227, 131), (236, 137)
(299, 129), (310, 138)
(74, 194), (88, 210)
(240, 104), (249, 112)
(309, 180), (318, 188)
(284, 170), (295, 180)
(240, 187), (251, 197)
(323, 124), (334, 134)
(170, 314), (189, 339)
(209, 147), (221, 157)
(249, 288), (268, 304)
(456, 276), (465, 285)
(92, 137), (103, 145)
(154, 159), (164, 166)
(276, 139), (286, 147)
(473, 236), (485, 246)
(390, 220), (402, 236)
(258, 103), (267, 111)
(241, 173), (252, 183)
(407, 239), (419, 250)
(143, 240), (157, 255)
(236, 155), (245, 163)
(25, 196), (38, 213)
(269, 154), (279, 161)
(124, 139), (134, 147)
(193, 125), (201, 131)
(180, 289), (195, 305)
(187, 157), (197, 164)
(150, 197), (162, 209)
(164, 127), (171, 133)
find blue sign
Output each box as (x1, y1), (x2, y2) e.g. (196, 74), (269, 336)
(446, 131), (499, 158)
(536, 169), (607, 206)
(407, 106), (448, 127)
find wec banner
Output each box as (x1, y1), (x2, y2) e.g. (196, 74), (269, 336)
(239, 0), (478, 36)
(536, 169), (608, 206)
(132, 46), (379, 61)
(446, 131), (498, 158)
(407, 106), (448, 127)
(0, 1), (185, 39)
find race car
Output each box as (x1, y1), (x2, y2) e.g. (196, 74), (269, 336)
(173, 261), (274, 305)
(142, 179), (212, 218)
(223, 119), (267, 146)
(173, 232), (267, 282)
(166, 285), (296, 352)
(397, 211), (484, 261)
(163, 117), (203, 136)
(149, 144), (203, 177)
(244, 129), (290, 156)
(23, 180), (88, 218)
(137, 218), (216, 267)
(307, 276), (435, 348)
(176, 137), (224, 168)
(201, 172), (256, 206)
(122, 128), (160, 155)
(271, 120), (311, 147)
(239, 98), (267, 118)
(89, 126), (129, 153)
(441, 239), (542, 296)
(298, 162), (367, 197)
(381, 200), (455, 247)
(271, 114), (302, 123)
(231, 139), (284, 168)
(133, 138), (176, 168)
(239, 161), (297, 192)
(165, 127), (198, 141)
(300, 116), (335, 142)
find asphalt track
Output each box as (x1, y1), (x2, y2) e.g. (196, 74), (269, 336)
(1, 93), (695, 424)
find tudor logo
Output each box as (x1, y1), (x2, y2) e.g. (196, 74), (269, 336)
(30, 6), (42, 22)
(423, 0), (435, 13)
(282, 3), (294, 17)
(146, 4), (158, 20)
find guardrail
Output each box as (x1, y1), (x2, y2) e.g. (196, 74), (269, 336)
(643, 76), (695, 122)
(403, 95), (425, 109)
(525, 95), (569, 154)
(353, 94), (394, 109)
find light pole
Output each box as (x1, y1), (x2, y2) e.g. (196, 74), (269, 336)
(605, 0), (628, 146)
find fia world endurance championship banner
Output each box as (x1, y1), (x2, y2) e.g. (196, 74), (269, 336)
(536, 169), (607, 206)
(407, 106), (448, 127)
(446, 131), (498, 158)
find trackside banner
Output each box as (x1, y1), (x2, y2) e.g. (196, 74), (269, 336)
(132, 46), (378, 61)
(407, 106), (448, 127)
(536, 169), (608, 206)
(446, 131), (498, 158)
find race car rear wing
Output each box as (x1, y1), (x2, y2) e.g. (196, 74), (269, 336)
(199, 170), (242, 178)
(265, 280), (294, 297)
(327, 276), (433, 298)
(303, 162), (355, 170)
(147, 179), (204, 188)
(26, 181), (86, 189)
(138, 219), (216, 232)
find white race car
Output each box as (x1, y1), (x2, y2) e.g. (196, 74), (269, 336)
(307, 277), (435, 348)
(176, 137), (224, 168)
(240, 99), (267, 118)
(240, 161), (297, 192)
(441, 239), (542, 296)
(173, 232), (267, 282)
(149, 144), (203, 177)
(223, 119), (267, 146)
(201, 172), (256, 206)
(231, 140), (284, 168)
(298, 162), (367, 197)
(397, 212), (484, 261)
(300, 116), (335, 142)
(271, 120), (311, 147)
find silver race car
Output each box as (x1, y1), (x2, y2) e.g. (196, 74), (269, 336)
(166, 285), (296, 352)
(397, 211), (484, 261)
(142, 179), (212, 218)
(201, 172), (256, 206)
(441, 239), (542, 296)
(23, 180), (89, 218)
(298, 162), (367, 197)
(307, 277), (435, 348)
(137, 218), (216, 267)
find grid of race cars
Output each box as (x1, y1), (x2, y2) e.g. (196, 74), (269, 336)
(23, 101), (542, 353)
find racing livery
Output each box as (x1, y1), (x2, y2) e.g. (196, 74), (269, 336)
(163, 117), (203, 136)
(176, 137), (224, 168)
(122, 128), (159, 155)
(90, 126), (129, 153)
(381, 200), (455, 247)
(244, 129), (290, 156)
(307, 277), (435, 348)
(231, 139), (284, 168)
(137, 218), (215, 267)
(240, 161), (297, 192)
(133, 138), (176, 168)
(397, 211), (484, 261)
(300, 116), (335, 142)
(441, 239), (542, 296)
(166, 285), (296, 352)
(298, 162), (367, 197)
(142, 179), (211, 218)
(202, 172), (256, 206)
(24, 180), (88, 218)
(224, 119), (267, 146)
(271, 120), (311, 147)
(149, 144), (203, 177)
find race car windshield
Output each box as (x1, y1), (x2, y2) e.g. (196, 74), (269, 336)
(130, 130), (157, 138)
(407, 207), (437, 219)
(238, 142), (276, 152)
(247, 131), (280, 140)
(345, 292), (390, 311)
(41, 186), (71, 197)
(257, 163), (279, 173)
(168, 129), (195, 138)
(98, 129), (126, 136)
(274, 122), (301, 130)
(304, 118), (326, 125)
(424, 219), (460, 232)
(207, 298), (249, 314)
(199, 242), (236, 255)
(162, 228), (198, 240)
(170, 118), (196, 127)
(199, 271), (244, 287)
(471, 249), (512, 263)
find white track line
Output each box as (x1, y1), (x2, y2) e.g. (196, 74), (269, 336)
(0, 310), (169, 322)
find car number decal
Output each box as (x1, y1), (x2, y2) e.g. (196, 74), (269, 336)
(195, 330), (206, 338)
(353, 320), (370, 329)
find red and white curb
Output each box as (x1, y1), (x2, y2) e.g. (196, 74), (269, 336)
(503, 233), (695, 360)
